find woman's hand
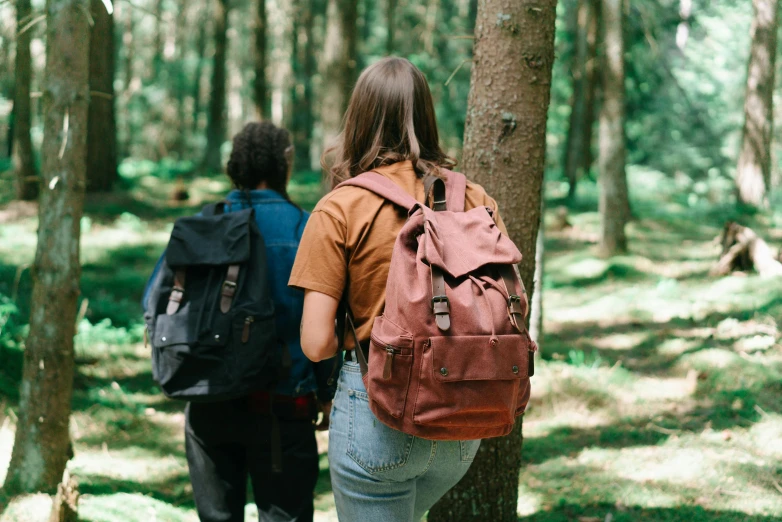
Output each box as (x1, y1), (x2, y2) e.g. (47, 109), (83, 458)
(300, 290), (340, 362)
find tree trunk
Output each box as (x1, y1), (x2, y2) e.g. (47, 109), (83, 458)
(122, 4), (134, 91)
(192, 8), (209, 135)
(529, 211), (544, 344)
(86, 0), (118, 192)
(320, 0), (358, 152)
(4, 0), (89, 495)
(13, 0), (39, 201)
(171, 0), (189, 158)
(598, 0), (628, 257)
(563, 0), (598, 200)
(736, 0), (779, 208)
(427, 1), (556, 520)
(254, 0), (269, 119)
(152, 0), (165, 81)
(202, 0), (230, 173)
(291, 0), (316, 170)
(386, 0), (397, 54)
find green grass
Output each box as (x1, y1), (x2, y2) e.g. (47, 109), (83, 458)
(1, 165), (781, 521)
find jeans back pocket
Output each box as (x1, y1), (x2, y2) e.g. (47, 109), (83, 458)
(347, 388), (415, 475)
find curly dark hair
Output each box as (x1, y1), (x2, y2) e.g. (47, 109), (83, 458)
(226, 122), (293, 197)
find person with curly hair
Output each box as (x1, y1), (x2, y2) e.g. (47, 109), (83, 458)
(145, 122), (337, 522)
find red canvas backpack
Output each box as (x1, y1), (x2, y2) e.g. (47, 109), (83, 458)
(336, 170), (537, 440)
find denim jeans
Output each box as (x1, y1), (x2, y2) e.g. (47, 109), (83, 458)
(328, 361), (481, 521)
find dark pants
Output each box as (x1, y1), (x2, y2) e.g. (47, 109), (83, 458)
(185, 399), (319, 522)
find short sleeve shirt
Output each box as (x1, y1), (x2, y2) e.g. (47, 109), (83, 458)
(289, 161), (507, 349)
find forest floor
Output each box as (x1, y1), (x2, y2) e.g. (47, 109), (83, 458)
(0, 165), (781, 521)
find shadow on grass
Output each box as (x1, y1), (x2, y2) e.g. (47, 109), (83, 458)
(79, 471), (194, 510)
(517, 504), (781, 522)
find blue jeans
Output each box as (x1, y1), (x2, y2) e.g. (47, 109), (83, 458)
(328, 361), (480, 521)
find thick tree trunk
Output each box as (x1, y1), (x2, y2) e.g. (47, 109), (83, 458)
(320, 0), (358, 151)
(598, 0), (628, 257)
(4, 0), (89, 495)
(427, 1), (556, 520)
(86, 0), (118, 192)
(254, 0), (269, 119)
(171, 0), (189, 157)
(736, 0), (779, 208)
(13, 0), (39, 201)
(202, 0), (230, 173)
(563, 0), (598, 200)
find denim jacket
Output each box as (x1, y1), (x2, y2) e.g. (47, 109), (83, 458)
(144, 189), (340, 402)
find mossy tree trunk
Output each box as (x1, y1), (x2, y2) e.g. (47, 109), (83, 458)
(5, 0), (89, 495)
(86, 0), (118, 192)
(202, 0), (230, 173)
(13, 0), (39, 201)
(598, 0), (629, 256)
(736, 0), (779, 208)
(428, 1), (557, 519)
(320, 0), (358, 151)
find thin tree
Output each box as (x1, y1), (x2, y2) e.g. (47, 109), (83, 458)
(191, 8), (209, 135)
(598, 0), (629, 256)
(291, 0), (317, 170)
(152, 0), (165, 80)
(562, 0), (598, 200)
(86, 0), (118, 192)
(4, 0), (90, 494)
(320, 0), (358, 152)
(386, 0), (396, 54)
(736, 0), (779, 208)
(427, 1), (557, 519)
(253, 0), (269, 119)
(13, 0), (39, 201)
(202, 0), (230, 173)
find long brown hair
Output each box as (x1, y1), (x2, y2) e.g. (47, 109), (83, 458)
(323, 57), (456, 187)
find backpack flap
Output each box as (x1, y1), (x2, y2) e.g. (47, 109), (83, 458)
(166, 209), (254, 267)
(422, 206), (521, 279)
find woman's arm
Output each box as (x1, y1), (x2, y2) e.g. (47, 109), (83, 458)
(300, 290), (340, 362)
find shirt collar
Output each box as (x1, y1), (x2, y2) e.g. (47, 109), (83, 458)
(226, 189), (286, 203)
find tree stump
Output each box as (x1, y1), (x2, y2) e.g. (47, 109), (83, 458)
(48, 471), (78, 522)
(710, 222), (782, 277)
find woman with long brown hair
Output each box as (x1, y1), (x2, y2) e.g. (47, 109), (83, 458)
(289, 58), (510, 520)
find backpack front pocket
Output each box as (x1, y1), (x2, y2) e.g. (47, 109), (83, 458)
(412, 334), (530, 429)
(366, 316), (414, 418)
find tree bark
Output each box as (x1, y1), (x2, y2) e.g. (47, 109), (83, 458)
(529, 212), (544, 344)
(171, 0), (189, 157)
(86, 0), (118, 192)
(563, 0), (598, 200)
(4, 0), (89, 495)
(320, 0), (358, 151)
(427, 1), (556, 520)
(598, 0), (628, 257)
(736, 0), (779, 208)
(254, 0), (269, 119)
(13, 0), (39, 201)
(202, 0), (230, 173)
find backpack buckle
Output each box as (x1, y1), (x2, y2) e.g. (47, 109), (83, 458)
(431, 295), (449, 309)
(431, 295), (451, 331)
(222, 280), (237, 293)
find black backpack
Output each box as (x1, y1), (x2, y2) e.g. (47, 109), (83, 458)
(144, 203), (290, 402)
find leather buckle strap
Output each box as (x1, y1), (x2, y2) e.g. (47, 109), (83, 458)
(499, 265), (527, 333)
(166, 269), (186, 315)
(430, 265), (450, 331)
(220, 264), (240, 313)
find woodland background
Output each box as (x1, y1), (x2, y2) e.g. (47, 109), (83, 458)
(0, 0), (782, 521)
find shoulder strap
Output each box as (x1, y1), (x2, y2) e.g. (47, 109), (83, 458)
(424, 170), (467, 212)
(335, 172), (419, 211)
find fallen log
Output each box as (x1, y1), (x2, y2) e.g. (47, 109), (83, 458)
(710, 222), (782, 277)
